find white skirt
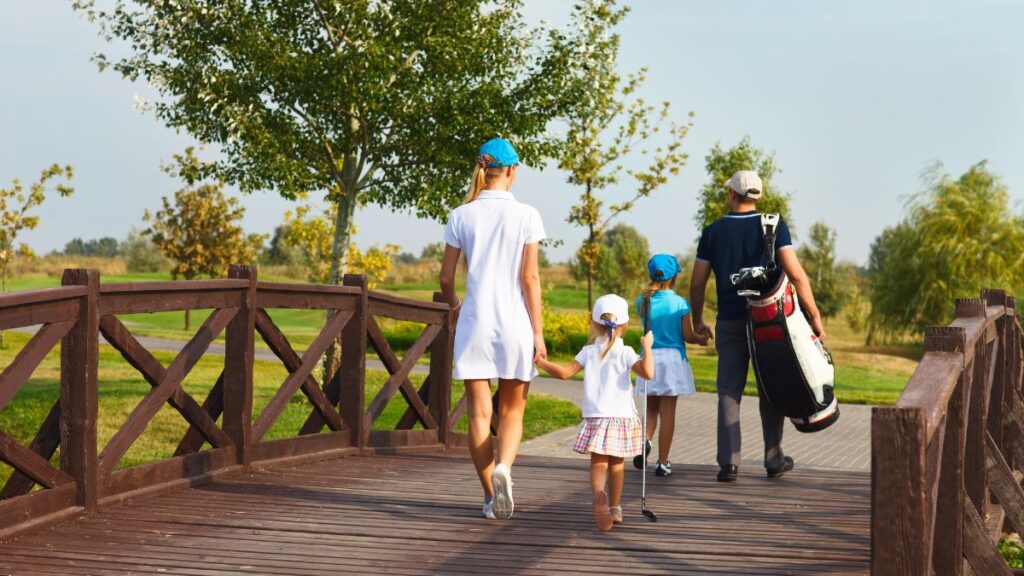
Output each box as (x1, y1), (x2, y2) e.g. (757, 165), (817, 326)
(635, 348), (696, 397)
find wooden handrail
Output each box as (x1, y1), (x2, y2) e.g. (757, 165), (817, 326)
(0, 266), (458, 540)
(873, 290), (1022, 575)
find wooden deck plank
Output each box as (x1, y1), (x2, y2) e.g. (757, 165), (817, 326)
(0, 452), (870, 575)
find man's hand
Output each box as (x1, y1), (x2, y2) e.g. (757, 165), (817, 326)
(695, 322), (714, 342)
(810, 317), (827, 340)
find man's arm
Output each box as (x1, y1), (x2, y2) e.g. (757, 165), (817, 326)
(689, 259), (713, 340)
(777, 248), (826, 339)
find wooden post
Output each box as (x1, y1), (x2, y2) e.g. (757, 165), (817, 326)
(956, 298), (990, 514)
(924, 325), (969, 576)
(872, 406), (929, 575)
(223, 265), (256, 467)
(60, 269), (99, 510)
(982, 289), (1008, 452)
(339, 275), (368, 449)
(430, 292), (454, 447)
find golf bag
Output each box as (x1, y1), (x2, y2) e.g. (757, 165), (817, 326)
(730, 214), (839, 433)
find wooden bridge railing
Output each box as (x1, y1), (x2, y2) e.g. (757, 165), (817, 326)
(873, 289), (1024, 575)
(0, 266), (457, 539)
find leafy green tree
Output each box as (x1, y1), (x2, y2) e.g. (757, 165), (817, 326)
(419, 242), (446, 264)
(120, 229), (171, 273)
(281, 204), (399, 287)
(74, 0), (583, 287)
(591, 223), (649, 297)
(0, 164), (74, 346)
(797, 222), (846, 319)
(556, 0), (693, 308)
(696, 137), (792, 231)
(65, 237), (119, 257)
(144, 149), (266, 329)
(867, 161), (1024, 340)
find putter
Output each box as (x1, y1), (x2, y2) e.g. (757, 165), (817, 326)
(640, 303), (658, 522)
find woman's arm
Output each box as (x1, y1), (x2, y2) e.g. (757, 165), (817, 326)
(521, 242), (547, 362)
(536, 358), (582, 380)
(439, 244), (461, 310)
(631, 331), (655, 380)
(777, 248), (826, 339)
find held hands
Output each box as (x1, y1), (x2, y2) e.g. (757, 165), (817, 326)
(642, 330), (654, 350)
(533, 333), (548, 364)
(695, 322), (714, 343)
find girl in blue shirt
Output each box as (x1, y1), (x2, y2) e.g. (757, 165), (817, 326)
(633, 254), (709, 476)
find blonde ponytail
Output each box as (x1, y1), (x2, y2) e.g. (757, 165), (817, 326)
(592, 312), (627, 363)
(464, 154), (503, 204)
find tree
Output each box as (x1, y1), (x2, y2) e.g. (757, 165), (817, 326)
(282, 204), (399, 288)
(797, 222), (846, 319)
(143, 149), (266, 329)
(867, 161), (1024, 340)
(74, 0), (583, 287)
(64, 236), (119, 257)
(120, 229), (170, 273)
(0, 164), (74, 346)
(695, 137), (792, 232)
(0, 165), (75, 292)
(591, 223), (649, 297)
(419, 242), (446, 264)
(556, 0), (693, 308)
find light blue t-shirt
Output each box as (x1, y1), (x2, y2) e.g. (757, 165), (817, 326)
(635, 290), (691, 359)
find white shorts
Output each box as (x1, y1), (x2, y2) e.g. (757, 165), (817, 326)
(635, 348), (696, 397)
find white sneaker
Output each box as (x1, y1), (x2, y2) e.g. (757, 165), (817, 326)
(482, 499), (496, 519)
(491, 463), (514, 520)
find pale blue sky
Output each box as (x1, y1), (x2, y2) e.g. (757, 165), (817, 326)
(2, 1), (1022, 265)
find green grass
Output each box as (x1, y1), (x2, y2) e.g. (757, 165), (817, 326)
(0, 331), (579, 486)
(2, 271), (921, 406)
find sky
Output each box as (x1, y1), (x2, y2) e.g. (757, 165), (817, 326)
(2, 1), (1023, 265)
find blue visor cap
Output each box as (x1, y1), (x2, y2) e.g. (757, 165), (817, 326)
(479, 138), (520, 168)
(647, 254), (680, 280)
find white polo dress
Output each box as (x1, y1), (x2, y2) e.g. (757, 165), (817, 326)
(443, 189), (546, 381)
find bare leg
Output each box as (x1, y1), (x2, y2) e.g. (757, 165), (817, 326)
(607, 456), (625, 507)
(495, 379), (530, 468)
(590, 453), (612, 531)
(590, 453), (609, 495)
(466, 379), (495, 498)
(657, 396), (678, 462)
(645, 396), (660, 441)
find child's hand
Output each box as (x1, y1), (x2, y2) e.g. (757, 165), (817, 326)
(642, 330), (654, 349)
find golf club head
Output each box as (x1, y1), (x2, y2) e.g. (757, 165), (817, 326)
(642, 509), (658, 522)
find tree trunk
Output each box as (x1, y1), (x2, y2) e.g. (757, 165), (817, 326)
(322, 159), (360, 390)
(586, 181), (594, 310)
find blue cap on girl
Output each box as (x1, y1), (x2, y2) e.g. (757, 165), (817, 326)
(647, 254), (680, 280)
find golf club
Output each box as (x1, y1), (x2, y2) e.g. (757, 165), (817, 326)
(640, 301), (657, 522)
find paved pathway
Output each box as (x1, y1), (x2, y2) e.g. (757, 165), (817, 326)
(524, 377), (872, 473)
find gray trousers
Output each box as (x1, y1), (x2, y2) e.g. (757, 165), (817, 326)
(715, 320), (786, 469)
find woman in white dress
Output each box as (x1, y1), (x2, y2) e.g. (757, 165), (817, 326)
(439, 138), (546, 521)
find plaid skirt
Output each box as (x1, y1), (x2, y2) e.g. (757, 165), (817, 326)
(572, 416), (643, 458)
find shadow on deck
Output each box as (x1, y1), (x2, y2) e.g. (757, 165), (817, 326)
(0, 452), (870, 575)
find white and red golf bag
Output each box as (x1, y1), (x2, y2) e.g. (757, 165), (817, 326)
(730, 214), (839, 433)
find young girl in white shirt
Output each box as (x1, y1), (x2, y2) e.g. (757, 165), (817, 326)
(536, 295), (654, 531)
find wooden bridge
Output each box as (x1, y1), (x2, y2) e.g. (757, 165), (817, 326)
(0, 268), (1019, 574)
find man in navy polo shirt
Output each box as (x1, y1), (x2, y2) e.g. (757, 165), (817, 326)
(689, 170), (825, 482)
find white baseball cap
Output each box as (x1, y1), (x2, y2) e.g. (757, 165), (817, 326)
(592, 294), (629, 326)
(725, 170), (763, 200)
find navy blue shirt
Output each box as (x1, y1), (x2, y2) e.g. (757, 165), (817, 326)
(695, 211), (793, 321)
